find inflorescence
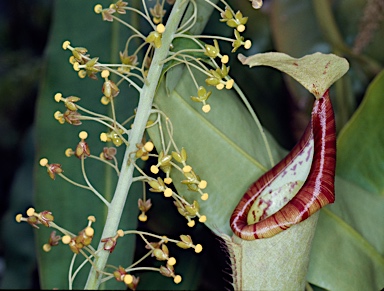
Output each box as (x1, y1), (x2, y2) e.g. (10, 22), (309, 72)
(16, 208), (202, 288)
(18, 0), (262, 288)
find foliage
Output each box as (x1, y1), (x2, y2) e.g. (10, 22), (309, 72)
(1, 0), (383, 290)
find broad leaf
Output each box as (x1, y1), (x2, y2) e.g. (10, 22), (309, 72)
(164, 0), (218, 94)
(148, 66), (285, 235)
(337, 69), (384, 195)
(308, 177), (384, 290)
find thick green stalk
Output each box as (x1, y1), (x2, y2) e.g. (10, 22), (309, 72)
(84, 0), (189, 289)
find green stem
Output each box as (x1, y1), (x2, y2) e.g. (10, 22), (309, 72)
(84, 0), (190, 289)
(103, 17), (120, 208)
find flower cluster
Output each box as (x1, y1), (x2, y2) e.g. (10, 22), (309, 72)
(61, 216), (96, 254)
(17, 0), (263, 288)
(16, 208), (202, 289)
(16, 208), (54, 229)
(90, 0), (254, 113)
(142, 113), (209, 226)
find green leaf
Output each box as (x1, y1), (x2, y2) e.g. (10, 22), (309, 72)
(238, 52), (349, 99)
(34, 0), (141, 289)
(148, 67), (285, 235)
(181, 0), (218, 35)
(308, 177), (384, 290)
(164, 0), (218, 94)
(163, 36), (210, 94)
(337, 69), (384, 195)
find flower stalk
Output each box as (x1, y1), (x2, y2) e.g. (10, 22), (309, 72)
(84, 0), (190, 289)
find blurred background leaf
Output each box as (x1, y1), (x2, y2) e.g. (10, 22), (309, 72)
(0, 0), (52, 288)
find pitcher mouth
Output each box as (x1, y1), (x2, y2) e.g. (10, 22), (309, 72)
(230, 91), (336, 240)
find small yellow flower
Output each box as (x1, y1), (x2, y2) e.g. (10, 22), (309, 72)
(204, 39), (220, 58)
(75, 131), (91, 159)
(150, 3), (166, 24)
(100, 147), (117, 160)
(125, 274), (139, 290)
(40, 158), (63, 180)
(232, 30), (252, 52)
(191, 86), (212, 113)
(138, 198), (152, 222)
(205, 64), (230, 90)
(119, 51), (138, 73)
(146, 25), (165, 49)
(220, 7), (248, 32)
(100, 129), (125, 146)
(136, 141), (154, 160)
(110, 1), (128, 14)
(102, 79), (120, 99)
(101, 231), (123, 253)
(54, 111), (65, 124)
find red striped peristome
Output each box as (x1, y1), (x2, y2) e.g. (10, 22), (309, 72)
(230, 90), (336, 240)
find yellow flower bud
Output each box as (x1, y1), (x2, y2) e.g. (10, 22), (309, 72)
(174, 275), (182, 284)
(15, 214), (23, 223)
(43, 244), (52, 252)
(62, 40), (71, 50)
(94, 4), (103, 14)
(195, 244), (203, 253)
(164, 188), (173, 197)
(26, 208), (35, 217)
(62, 235), (72, 244)
(54, 93), (62, 102)
(202, 104), (211, 113)
(201, 193), (209, 201)
(187, 220), (195, 227)
(39, 158), (48, 167)
(167, 257), (176, 266)
(151, 165), (159, 174)
(156, 23), (165, 34)
(123, 274), (133, 285)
